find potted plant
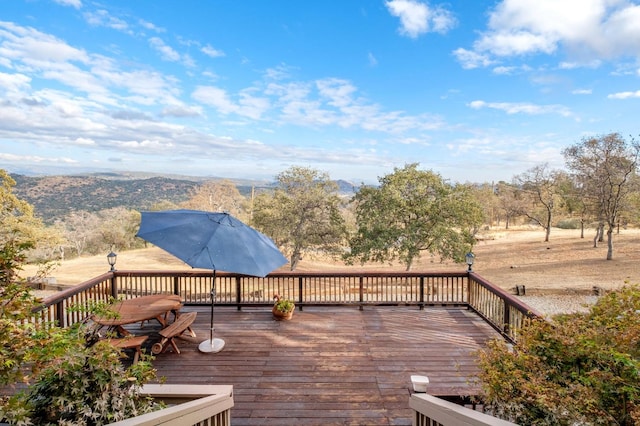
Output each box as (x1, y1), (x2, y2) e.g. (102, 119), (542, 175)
(272, 294), (295, 320)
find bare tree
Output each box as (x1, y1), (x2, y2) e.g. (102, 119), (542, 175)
(563, 133), (639, 260)
(495, 182), (527, 229)
(58, 210), (101, 256)
(514, 164), (566, 242)
(181, 180), (248, 219)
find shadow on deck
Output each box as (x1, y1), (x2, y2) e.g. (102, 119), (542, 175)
(127, 305), (498, 426)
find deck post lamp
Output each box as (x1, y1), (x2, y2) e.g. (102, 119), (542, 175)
(465, 252), (475, 272)
(107, 251), (117, 272)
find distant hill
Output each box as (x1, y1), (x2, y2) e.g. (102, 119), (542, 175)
(11, 173), (359, 223)
(12, 174), (200, 222)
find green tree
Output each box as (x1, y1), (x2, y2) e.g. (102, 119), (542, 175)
(0, 170), (41, 247)
(477, 285), (640, 425)
(0, 179), (160, 425)
(345, 164), (484, 270)
(98, 207), (142, 253)
(563, 133), (640, 260)
(252, 166), (347, 270)
(0, 239), (42, 387)
(0, 169), (65, 265)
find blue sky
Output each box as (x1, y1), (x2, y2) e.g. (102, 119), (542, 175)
(1, 0), (639, 184)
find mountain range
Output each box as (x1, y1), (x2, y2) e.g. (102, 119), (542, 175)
(11, 172), (358, 223)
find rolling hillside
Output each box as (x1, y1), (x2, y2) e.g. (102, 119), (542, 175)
(11, 173), (358, 223)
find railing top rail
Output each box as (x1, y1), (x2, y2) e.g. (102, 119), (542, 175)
(34, 272), (114, 313)
(470, 272), (543, 318)
(110, 269), (469, 278)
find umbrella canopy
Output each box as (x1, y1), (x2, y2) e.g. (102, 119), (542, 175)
(136, 209), (288, 277)
(136, 209), (288, 353)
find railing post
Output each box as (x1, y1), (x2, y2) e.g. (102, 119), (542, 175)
(173, 276), (180, 296)
(503, 304), (510, 336)
(55, 300), (65, 328)
(419, 276), (425, 310)
(110, 272), (118, 299)
(359, 276), (364, 311)
(298, 277), (303, 311)
(236, 277), (242, 311)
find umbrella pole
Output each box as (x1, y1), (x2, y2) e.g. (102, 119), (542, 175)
(198, 270), (225, 353)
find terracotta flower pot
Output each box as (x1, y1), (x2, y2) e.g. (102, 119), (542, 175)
(272, 305), (294, 320)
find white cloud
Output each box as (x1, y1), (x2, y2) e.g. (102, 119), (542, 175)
(84, 10), (130, 33)
(0, 72), (31, 92)
(0, 22), (90, 64)
(559, 60), (601, 69)
(368, 52), (378, 67)
(457, 0), (640, 68)
(201, 44), (225, 58)
(74, 137), (95, 146)
(492, 66), (516, 75)
(191, 85), (270, 120)
(452, 48), (494, 69)
(385, 0), (456, 38)
(469, 100), (573, 117)
(0, 152), (78, 164)
(53, 0), (82, 9)
(149, 37), (180, 62)
(572, 89), (592, 95)
(192, 86), (238, 114)
(607, 90), (640, 99)
(139, 19), (165, 33)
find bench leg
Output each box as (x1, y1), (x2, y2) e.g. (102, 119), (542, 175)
(132, 347), (142, 364)
(169, 338), (181, 354)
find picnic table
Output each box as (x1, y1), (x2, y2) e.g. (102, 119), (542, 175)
(93, 294), (183, 336)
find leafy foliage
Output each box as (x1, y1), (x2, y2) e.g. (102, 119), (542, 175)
(2, 335), (160, 425)
(345, 163), (484, 270)
(0, 185), (161, 424)
(252, 166), (348, 270)
(0, 240), (43, 387)
(477, 285), (640, 425)
(273, 295), (295, 313)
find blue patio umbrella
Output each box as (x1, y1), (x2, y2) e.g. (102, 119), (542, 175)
(136, 209), (288, 353)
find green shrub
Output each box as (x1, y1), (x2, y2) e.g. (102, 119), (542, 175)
(477, 285), (640, 425)
(555, 218), (581, 229)
(1, 240), (162, 425)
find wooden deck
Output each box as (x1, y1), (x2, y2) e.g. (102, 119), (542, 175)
(126, 305), (500, 426)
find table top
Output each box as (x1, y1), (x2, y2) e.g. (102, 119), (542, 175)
(93, 294), (182, 326)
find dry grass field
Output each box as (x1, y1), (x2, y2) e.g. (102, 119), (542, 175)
(22, 226), (640, 298)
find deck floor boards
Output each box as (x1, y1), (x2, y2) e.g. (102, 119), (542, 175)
(135, 305), (500, 425)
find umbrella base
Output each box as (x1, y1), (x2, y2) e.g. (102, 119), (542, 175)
(198, 338), (225, 353)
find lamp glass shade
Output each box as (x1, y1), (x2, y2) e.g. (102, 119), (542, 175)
(107, 251), (117, 267)
(465, 252), (475, 266)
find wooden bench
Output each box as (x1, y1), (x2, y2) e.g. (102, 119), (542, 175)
(152, 312), (197, 355)
(105, 335), (148, 364)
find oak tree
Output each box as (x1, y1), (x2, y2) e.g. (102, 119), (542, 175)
(345, 164), (483, 270)
(252, 166), (347, 270)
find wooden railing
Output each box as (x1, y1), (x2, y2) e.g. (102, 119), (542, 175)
(468, 273), (542, 342)
(410, 393), (517, 426)
(35, 269), (540, 343)
(107, 384), (233, 426)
